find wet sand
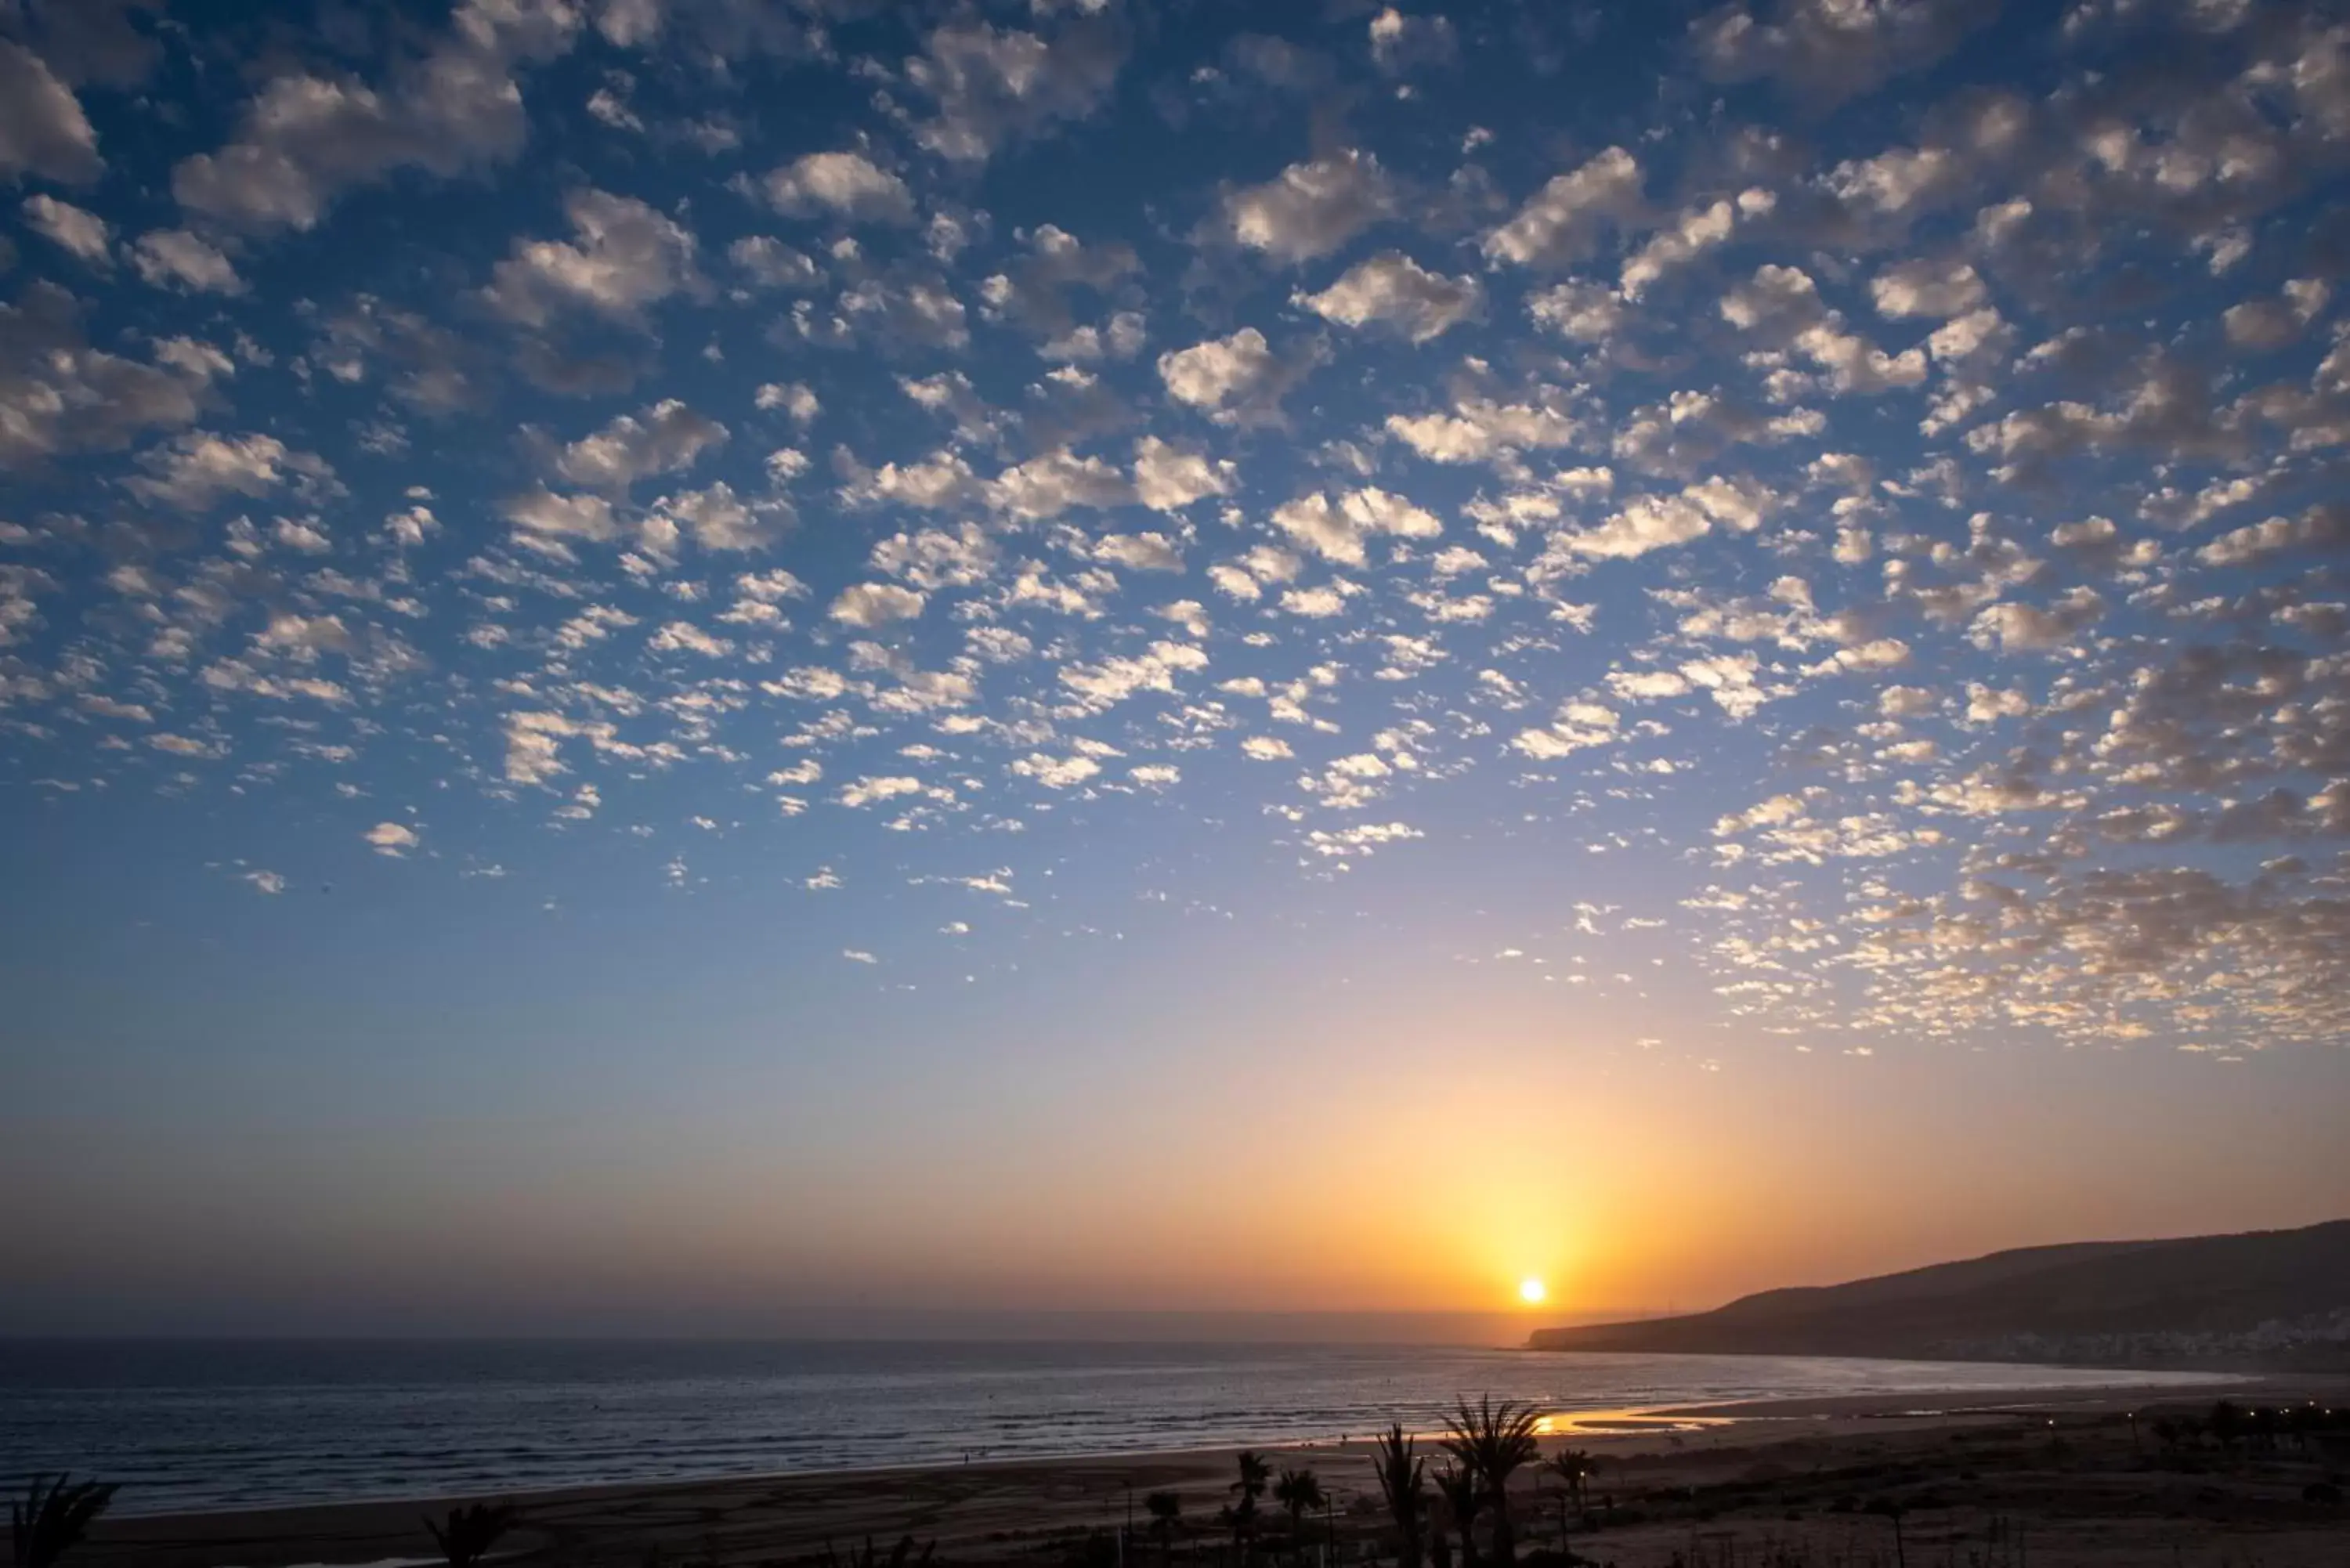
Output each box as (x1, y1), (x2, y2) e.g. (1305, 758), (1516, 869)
(77, 1376), (2347, 1568)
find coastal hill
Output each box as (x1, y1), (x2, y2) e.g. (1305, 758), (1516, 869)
(1529, 1219), (2350, 1369)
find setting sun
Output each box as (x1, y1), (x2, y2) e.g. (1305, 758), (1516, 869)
(1518, 1277), (1546, 1305)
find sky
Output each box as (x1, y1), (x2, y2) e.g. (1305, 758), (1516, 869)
(3, 0), (2349, 1339)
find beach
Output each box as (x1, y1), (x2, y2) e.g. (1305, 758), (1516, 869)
(74, 1377), (2348, 1568)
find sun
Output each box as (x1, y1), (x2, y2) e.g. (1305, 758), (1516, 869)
(1518, 1277), (1547, 1305)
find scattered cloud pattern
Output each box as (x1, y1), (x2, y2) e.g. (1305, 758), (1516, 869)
(5, 0), (2350, 1064)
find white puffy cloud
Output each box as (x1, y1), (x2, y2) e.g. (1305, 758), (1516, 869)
(21, 195), (109, 264)
(1280, 585), (1350, 617)
(502, 710), (637, 786)
(126, 432), (327, 512)
(906, 16), (1126, 164)
(1620, 194), (1764, 299)
(1295, 253), (1482, 341)
(647, 620), (732, 657)
(1132, 436), (1233, 511)
(757, 381), (820, 424)
(1546, 479), (1772, 565)
(503, 488), (619, 543)
(728, 235), (822, 289)
(128, 229), (244, 294)
(1528, 281), (1625, 342)
(1093, 533), (1185, 572)
(1227, 150), (1393, 262)
(484, 189), (700, 327)
(1156, 327), (1314, 422)
(1560, 493), (1716, 562)
(843, 450), (982, 511)
(1304, 822), (1424, 858)
(872, 522), (997, 591)
(1693, 0), (1996, 107)
(2223, 280), (2330, 349)
(0, 40), (101, 183)
(1060, 640), (1209, 707)
(1385, 399), (1578, 463)
(649, 482), (777, 553)
(0, 302), (234, 468)
(1160, 327), (1272, 407)
(365, 821), (419, 857)
(840, 775), (926, 809)
(990, 450), (1133, 518)
(555, 399), (728, 490)
(1010, 752), (1102, 789)
(829, 583), (928, 629)
(1272, 488), (1442, 566)
(1870, 255), (1987, 318)
(828, 272), (971, 352)
(1722, 263), (1927, 392)
(762, 150), (916, 223)
(172, 0), (577, 232)
(1968, 588), (2106, 653)
(1482, 146), (1645, 268)
(2195, 507), (2344, 566)
(1369, 7), (1456, 74)
(1513, 701), (1621, 758)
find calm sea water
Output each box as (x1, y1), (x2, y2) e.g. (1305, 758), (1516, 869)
(0, 1339), (2220, 1516)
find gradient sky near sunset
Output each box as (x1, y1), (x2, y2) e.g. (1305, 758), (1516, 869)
(4, 0), (2349, 1338)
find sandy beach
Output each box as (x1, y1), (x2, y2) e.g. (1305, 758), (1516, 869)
(74, 1375), (2349, 1568)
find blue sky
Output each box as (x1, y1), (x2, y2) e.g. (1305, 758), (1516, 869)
(4, 0), (2350, 1334)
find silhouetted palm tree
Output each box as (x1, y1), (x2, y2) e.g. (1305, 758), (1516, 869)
(1227, 1450), (1271, 1555)
(11, 1476), (118, 1568)
(422, 1502), (519, 1568)
(1431, 1463), (1481, 1568)
(1370, 1424), (1427, 1568)
(1145, 1490), (1182, 1568)
(1439, 1398), (1542, 1568)
(1541, 1447), (1596, 1536)
(1272, 1469), (1324, 1561)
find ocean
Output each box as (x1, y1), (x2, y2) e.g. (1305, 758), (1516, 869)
(0, 1339), (2222, 1516)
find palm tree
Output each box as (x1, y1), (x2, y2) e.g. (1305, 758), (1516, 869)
(1370, 1424), (1427, 1568)
(1439, 1398), (1542, 1568)
(1541, 1447), (1597, 1537)
(11, 1476), (118, 1568)
(1227, 1450), (1271, 1555)
(1272, 1469), (1324, 1561)
(1145, 1490), (1182, 1568)
(1430, 1462), (1481, 1568)
(421, 1502), (519, 1568)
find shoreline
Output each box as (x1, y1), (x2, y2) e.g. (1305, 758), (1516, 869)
(73, 1370), (2308, 1567)
(75, 1362), (2246, 1523)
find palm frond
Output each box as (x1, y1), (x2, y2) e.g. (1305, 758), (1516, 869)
(11, 1474), (119, 1568)
(421, 1501), (519, 1568)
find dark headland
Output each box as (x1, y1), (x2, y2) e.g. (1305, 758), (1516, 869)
(1528, 1219), (2350, 1369)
